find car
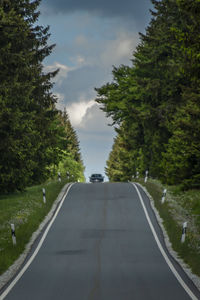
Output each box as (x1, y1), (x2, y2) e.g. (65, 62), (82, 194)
(89, 174), (104, 183)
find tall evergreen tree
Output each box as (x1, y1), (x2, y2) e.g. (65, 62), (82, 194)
(0, 0), (59, 192)
(96, 0), (200, 188)
(53, 109), (85, 181)
(160, 0), (200, 188)
(61, 108), (82, 163)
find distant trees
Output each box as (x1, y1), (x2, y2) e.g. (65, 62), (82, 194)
(96, 0), (200, 189)
(55, 109), (85, 183)
(0, 0), (84, 193)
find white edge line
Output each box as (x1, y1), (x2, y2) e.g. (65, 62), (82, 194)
(131, 183), (197, 300)
(0, 183), (74, 300)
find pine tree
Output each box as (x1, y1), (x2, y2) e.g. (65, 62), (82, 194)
(160, 0), (200, 188)
(96, 0), (200, 187)
(61, 108), (81, 163)
(0, 0), (59, 192)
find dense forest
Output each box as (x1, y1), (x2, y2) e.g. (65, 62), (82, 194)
(0, 0), (85, 193)
(96, 0), (200, 189)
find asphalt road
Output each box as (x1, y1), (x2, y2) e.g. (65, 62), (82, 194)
(1, 182), (200, 300)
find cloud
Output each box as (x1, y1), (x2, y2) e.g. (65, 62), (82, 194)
(76, 103), (116, 180)
(70, 55), (86, 67)
(53, 64), (109, 107)
(65, 97), (114, 136)
(48, 31), (138, 119)
(48, 27), (139, 105)
(78, 103), (114, 134)
(38, 0), (153, 181)
(44, 62), (73, 86)
(100, 31), (138, 66)
(66, 98), (95, 127)
(41, 0), (152, 25)
(70, 28), (139, 68)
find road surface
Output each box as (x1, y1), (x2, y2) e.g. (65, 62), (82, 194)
(1, 182), (200, 299)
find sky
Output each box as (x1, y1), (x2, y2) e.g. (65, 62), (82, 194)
(38, 0), (153, 181)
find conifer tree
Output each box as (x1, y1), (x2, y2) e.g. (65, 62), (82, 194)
(0, 0), (59, 192)
(96, 0), (200, 188)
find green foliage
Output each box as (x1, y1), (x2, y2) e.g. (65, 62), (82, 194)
(0, 0), (85, 192)
(57, 153), (85, 182)
(52, 110), (85, 182)
(105, 134), (130, 182)
(96, 0), (200, 187)
(0, 178), (69, 275)
(140, 179), (200, 277)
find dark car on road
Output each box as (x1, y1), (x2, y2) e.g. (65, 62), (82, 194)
(89, 174), (104, 183)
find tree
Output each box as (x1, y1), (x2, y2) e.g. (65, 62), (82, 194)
(96, 0), (200, 187)
(0, 0), (58, 192)
(51, 109), (85, 181)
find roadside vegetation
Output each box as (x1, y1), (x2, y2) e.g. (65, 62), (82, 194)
(96, 0), (200, 189)
(0, 0), (85, 276)
(0, 0), (85, 194)
(0, 0), (85, 279)
(95, 0), (200, 277)
(137, 178), (200, 277)
(0, 178), (71, 276)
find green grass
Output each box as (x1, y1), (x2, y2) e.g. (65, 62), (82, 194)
(0, 178), (69, 275)
(137, 178), (200, 277)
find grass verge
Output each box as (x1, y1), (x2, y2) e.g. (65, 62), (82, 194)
(0, 178), (69, 276)
(137, 178), (200, 277)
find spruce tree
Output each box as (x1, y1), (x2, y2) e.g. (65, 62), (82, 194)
(96, 0), (200, 187)
(0, 0), (59, 192)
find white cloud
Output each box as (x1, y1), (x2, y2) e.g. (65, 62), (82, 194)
(80, 103), (107, 131)
(44, 57), (87, 88)
(44, 62), (74, 86)
(71, 30), (139, 68)
(66, 98), (95, 127)
(75, 102), (114, 136)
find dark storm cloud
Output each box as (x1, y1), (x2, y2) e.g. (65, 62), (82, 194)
(42, 0), (152, 24)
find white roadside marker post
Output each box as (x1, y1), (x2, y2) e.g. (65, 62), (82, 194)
(144, 170), (148, 183)
(136, 171), (139, 179)
(58, 172), (61, 182)
(11, 223), (16, 245)
(181, 222), (187, 243)
(161, 188), (167, 204)
(42, 188), (46, 204)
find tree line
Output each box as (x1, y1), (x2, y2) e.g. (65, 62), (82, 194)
(95, 0), (200, 189)
(0, 0), (84, 193)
